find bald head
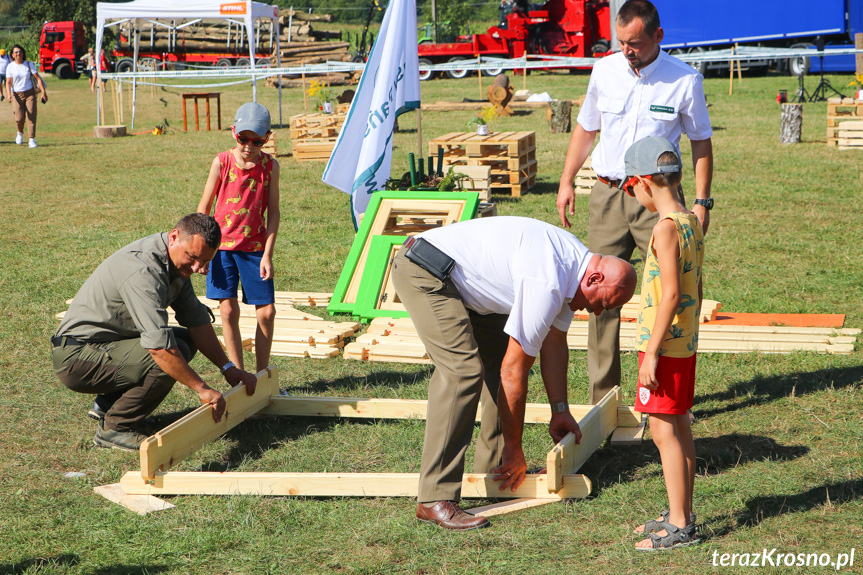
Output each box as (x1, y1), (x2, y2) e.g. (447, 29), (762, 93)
(570, 254), (637, 315)
(597, 255), (638, 308)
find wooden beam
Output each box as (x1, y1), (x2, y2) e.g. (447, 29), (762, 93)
(120, 471), (591, 499)
(464, 497), (558, 517)
(94, 483), (175, 515)
(610, 416), (647, 446)
(258, 396), (641, 426)
(546, 387), (620, 492)
(139, 366), (279, 481)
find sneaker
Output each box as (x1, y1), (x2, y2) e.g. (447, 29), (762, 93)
(93, 420), (149, 451)
(28, 138), (37, 148)
(15, 132), (23, 145)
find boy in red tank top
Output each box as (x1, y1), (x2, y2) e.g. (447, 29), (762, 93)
(197, 103), (281, 374)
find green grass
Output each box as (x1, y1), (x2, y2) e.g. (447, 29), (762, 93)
(1, 69), (862, 574)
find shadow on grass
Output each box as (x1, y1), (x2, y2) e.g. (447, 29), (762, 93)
(202, 415), (345, 471)
(526, 181), (560, 195)
(0, 554), (79, 574)
(694, 365), (863, 419)
(583, 433), (809, 494)
(290, 368), (434, 395)
(708, 477), (863, 536)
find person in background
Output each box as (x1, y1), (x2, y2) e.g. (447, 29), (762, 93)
(80, 47), (96, 93)
(99, 48), (109, 92)
(0, 48), (11, 102)
(5, 44), (47, 148)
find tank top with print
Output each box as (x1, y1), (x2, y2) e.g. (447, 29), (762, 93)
(212, 150), (272, 252)
(636, 212), (704, 357)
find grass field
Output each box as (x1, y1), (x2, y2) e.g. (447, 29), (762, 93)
(1, 67), (861, 574)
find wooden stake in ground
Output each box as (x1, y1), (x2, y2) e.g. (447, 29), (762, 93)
(477, 54), (483, 99)
(416, 108), (423, 162)
(780, 103), (803, 144)
(729, 46), (735, 96)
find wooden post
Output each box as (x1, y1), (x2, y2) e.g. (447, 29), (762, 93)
(302, 63), (307, 112)
(729, 46), (735, 95)
(735, 43), (743, 82)
(779, 103), (803, 144)
(856, 33), (863, 78)
(118, 80), (124, 124)
(547, 100), (572, 133)
(477, 54), (483, 99)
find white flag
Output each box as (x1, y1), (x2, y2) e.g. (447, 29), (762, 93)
(322, 0), (421, 229)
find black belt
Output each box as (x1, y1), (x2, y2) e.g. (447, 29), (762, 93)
(597, 175), (622, 188)
(51, 335), (87, 348)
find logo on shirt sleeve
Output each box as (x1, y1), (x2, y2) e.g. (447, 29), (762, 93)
(649, 105), (675, 114)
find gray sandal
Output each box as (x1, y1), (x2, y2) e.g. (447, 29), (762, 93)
(636, 521), (701, 551)
(634, 510), (696, 534)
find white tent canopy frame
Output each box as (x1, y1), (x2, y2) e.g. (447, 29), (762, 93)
(95, 0), (281, 130)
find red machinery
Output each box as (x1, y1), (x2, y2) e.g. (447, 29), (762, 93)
(417, 0), (611, 80)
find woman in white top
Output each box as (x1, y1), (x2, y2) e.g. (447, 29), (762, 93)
(5, 44), (48, 148)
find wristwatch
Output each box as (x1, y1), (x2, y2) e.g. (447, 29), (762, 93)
(550, 401), (569, 414)
(220, 361), (235, 374)
(694, 198), (714, 210)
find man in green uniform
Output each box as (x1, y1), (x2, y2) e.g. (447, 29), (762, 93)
(52, 213), (258, 451)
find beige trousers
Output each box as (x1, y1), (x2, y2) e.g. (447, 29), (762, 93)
(391, 250), (509, 503)
(12, 88), (37, 138)
(587, 179), (658, 403)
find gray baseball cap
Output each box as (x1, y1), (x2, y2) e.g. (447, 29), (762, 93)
(624, 136), (682, 178)
(233, 102), (271, 136)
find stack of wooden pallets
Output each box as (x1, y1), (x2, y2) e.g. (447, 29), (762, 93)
(826, 97), (863, 150)
(290, 112), (346, 161)
(430, 131), (537, 197)
(574, 157), (599, 195)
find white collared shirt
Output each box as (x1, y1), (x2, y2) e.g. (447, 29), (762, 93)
(577, 50), (713, 181)
(420, 216), (592, 357)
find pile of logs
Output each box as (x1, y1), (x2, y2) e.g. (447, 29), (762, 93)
(117, 9), (352, 69)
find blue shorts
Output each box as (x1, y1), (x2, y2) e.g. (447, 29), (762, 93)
(206, 250), (275, 305)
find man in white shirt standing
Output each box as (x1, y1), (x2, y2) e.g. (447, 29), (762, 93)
(391, 216), (637, 530)
(556, 0), (714, 405)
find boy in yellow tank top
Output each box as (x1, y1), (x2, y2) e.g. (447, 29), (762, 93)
(622, 137), (704, 550)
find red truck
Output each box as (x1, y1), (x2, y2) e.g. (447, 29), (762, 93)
(38, 21), (87, 79)
(418, 0), (611, 80)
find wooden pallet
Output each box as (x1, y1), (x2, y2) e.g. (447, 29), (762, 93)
(574, 157), (598, 195)
(289, 112), (346, 140)
(827, 119), (863, 149)
(430, 131), (538, 197)
(826, 98), (863, 150)
(293, 138), (337, 161)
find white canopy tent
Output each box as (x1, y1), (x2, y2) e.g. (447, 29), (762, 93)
(95, 0), (281, 129)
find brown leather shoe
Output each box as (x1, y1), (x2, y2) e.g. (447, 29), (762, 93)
(416, 501), (490, 531)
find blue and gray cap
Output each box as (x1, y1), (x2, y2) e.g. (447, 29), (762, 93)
(233, 102), (271, 136)
(624, 136), (682, 179)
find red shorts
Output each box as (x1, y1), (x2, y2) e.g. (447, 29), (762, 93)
(634, 352), (697, 414)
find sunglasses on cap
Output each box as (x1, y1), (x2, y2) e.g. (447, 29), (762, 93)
(234, 133), (269, 147)
(622, 175), (651, 197)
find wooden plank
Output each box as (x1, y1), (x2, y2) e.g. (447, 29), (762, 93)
(610, 416), (647, 446)
(259, 396), (642, 427)
(464, 497), (558, 517)
(546, 387), (620, 492)
(120, 471), (591, 499)
(139, 366), (279, 481)
(94, 483), (175, 515)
